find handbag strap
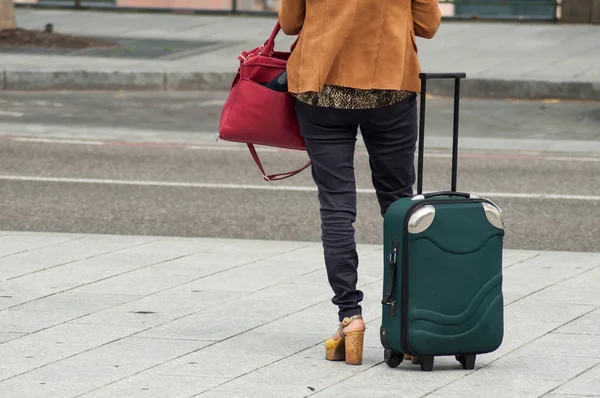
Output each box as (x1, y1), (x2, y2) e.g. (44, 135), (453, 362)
(262, 22), (281, 56)
(238, 22), (282, 64)
(247, 144), (311, 181)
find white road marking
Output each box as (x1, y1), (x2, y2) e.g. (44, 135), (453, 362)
(0, 111), (24, 118)
(199, 100), (228, 107)
(1, 175), (598, 201)
(1, 135), (599, 162)
(186, 145), (279, 152)
(9, 137), (105, 145)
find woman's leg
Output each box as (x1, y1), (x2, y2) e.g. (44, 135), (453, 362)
(295, 100), (364, 322)
(360, 95), (419, 363)
(359, 95), (419, 217)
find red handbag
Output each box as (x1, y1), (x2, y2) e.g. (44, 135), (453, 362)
(218, 22), (311, 181)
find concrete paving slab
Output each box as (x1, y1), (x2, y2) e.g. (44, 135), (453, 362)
(0, 233), (81, 258)
(1, 241), (224, 306)
(526, 268), (600, 306)
(204, 349), (379, 397)
(218, 329), (324, 357)
(183, 257), (321, 292)
(476, 352), (599, 382)
(81, 374), (230, 398)
(554, 364), (600, 396)
(256, 301), (346, 336)
(239, 280), (331, 303)
(0, 336), (210, 397)
(0, 322), (140, 381)
(201, 384), (308, 398)
(10, 292), (139, 316)
(474, 317), (564, 365)
(315, 384), (446, 398)
(0, 292), (139, 328)
(3, 259), (150, 300)
(545, 395), (600, 398)
(1, 232), (600, 396)
(314, 357), (469, 398)
(0, 309), (91, 334)
(428, 372), (560, 398)
(0, 296), (26, 312)
(505, 298), (597, 325)
(502, 250), (541, 268)
(137, 316), (266, 341)
(71, 289), (242, 328)
(555, 310), (600, 336)
(0, 234), (158, 280)
(502, 263), (597, 305)
(150, 348), (283, 378)
(68, 257), (233, 296)
(200, 296), (322, 321)
(518, 333), (600, 358)
(0, 331), (25, 344)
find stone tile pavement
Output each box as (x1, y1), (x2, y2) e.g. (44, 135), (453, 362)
(2, 9), (600, 99)
(0, 230), (599, 397)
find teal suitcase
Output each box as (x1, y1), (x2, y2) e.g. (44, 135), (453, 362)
(380, 73), (505, 371)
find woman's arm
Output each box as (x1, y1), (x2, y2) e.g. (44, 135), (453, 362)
(412, 0), (442, 39)
(279, 0), (306, 35)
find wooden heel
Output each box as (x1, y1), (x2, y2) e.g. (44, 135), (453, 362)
(344, 332), (364, 365)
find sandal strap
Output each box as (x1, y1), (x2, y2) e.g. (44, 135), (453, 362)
(338, 315), (363, 339)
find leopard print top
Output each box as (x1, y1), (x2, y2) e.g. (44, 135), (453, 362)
(293, 85), (414, 110)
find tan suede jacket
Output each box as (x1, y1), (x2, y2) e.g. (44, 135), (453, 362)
(279, 0), (442, 94)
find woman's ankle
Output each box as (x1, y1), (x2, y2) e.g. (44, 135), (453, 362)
(343, 318), (365, 333)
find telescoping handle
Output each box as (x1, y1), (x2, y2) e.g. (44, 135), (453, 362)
(417, 73), (467, 195)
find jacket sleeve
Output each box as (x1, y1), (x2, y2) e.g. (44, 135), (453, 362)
(412, 0), (442, 39)
(278, 0), (306, 35)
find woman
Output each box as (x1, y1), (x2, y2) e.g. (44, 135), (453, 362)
(279, 0), (442, 365)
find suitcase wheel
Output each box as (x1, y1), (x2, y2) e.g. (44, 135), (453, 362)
(419, 356), (434, 371)
(384, 349), (403, 368)
(455, 354), (476, 370)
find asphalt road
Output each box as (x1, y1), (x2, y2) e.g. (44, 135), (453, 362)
(0, 92), (599, 252)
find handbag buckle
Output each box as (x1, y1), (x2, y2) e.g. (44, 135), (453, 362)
(239, 52), (249, 63)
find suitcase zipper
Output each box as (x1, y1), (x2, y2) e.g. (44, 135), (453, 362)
(400, 197), (494, 356)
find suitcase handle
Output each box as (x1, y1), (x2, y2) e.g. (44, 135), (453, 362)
(422, 191), (471, 199)
(417, 73), (466, 195)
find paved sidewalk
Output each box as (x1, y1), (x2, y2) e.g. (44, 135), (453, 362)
(0, 231), (599, 397)
(1, 9), (600, 99)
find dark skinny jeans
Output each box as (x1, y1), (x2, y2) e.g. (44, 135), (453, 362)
(295, 94), (418, 321)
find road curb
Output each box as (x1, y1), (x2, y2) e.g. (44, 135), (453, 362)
(1, 69), (599, 100)
(426, 78), (600, 101)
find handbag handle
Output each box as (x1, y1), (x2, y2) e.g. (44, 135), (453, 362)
(262, 22), (281, 56)
(248, 144), (311, 181)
